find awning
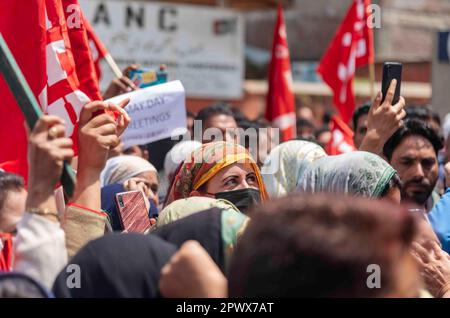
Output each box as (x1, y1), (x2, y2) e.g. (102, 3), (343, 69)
(244, 80), (432, 99)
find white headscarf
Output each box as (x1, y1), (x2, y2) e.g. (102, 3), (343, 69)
(100, 155), (157, 186)
(163, 140), (202, 180)
(262, 140), (327, 198)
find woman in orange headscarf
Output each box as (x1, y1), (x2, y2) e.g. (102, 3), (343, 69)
(165, 141), (268, 213)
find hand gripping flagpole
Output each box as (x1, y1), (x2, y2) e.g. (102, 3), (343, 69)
(0, 34), (76, 198)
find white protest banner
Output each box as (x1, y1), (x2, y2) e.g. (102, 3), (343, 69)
(106, 80), (187, 149)
(80, 0), (244, 99)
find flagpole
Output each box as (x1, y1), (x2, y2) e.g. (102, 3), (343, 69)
(104, 53), (123, 78)
(82, 11), (123, 79)
(0, 34), (76, 198)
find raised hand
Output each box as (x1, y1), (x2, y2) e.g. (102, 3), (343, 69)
(102, 64), (139, 100)
(360, 79), (407, 156)
(411, 240), (450, 298)
(77, 100), (130, 173)
(73, 100), (130, 210)
(27, 116), (74, 214)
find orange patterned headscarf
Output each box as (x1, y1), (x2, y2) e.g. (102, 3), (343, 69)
(165, 141), (268, 206)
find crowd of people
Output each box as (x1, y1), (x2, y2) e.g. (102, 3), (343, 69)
(1, 68), (450, 299)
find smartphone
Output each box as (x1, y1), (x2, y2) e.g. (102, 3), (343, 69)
(381, 62), (402, 105)
(115, 190), (151, 233)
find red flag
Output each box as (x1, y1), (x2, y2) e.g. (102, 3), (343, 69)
(83, 14), (108, 82)
(62, 0), (102, 101)
(43, 0), (91, 153)
(317, 0), (374, 124)
(265, 6), (296, 142)
(326, 115), (356, 155)
(0, 0), (47, 180)
(0, 0), (91, 181)
(0, 161), (26, 179)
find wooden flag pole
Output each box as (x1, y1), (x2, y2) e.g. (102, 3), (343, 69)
(104, 53), (123, 79)
(0, 34), (76, 198)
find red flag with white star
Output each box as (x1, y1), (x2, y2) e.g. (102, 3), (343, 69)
(265, 5), (296, 142)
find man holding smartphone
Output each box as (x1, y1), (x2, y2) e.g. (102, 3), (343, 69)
(359, 71), (441, 210)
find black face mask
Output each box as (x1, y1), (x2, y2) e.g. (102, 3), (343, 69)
(214, 188), (261, 213)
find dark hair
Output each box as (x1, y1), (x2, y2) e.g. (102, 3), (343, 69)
(237, 120), (263, 131)
(255, 117), (271, 128)
(195, 102), (235, 123)
(322, 112), (332, 125)
(383, 119), (443, 161)
(0, 172), (24, 212)
(352, 103), (371, 131)
(186, 110), (196, 119)
(405, 105), (443, 142)
(405, 105), (441, 127)
(295, 136), (318, 143)
(230, 106), (248, 123)
(229, 194), (416, 298)
(123, 144), (147, 154)
(431, 111), (441, 127)
(236, 120), (264, 150)
(380, 173), (402, 198)
(297, 118), (315, 130)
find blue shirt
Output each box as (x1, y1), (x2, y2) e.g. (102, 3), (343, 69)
(429, 189), (450, 252)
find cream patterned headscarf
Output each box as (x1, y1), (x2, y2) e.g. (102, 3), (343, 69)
(262, 140), (327, 198)
(298, 151), (397, 198)
(100, 155), (157, 186)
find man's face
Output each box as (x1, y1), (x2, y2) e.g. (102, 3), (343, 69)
(353, 114), (368, 149)
(203, 114), (237, 143)
(0, 189), (27, 233)
(389, 135), (438, 206)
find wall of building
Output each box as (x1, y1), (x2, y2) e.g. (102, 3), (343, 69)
(103, 0), (448, 117)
